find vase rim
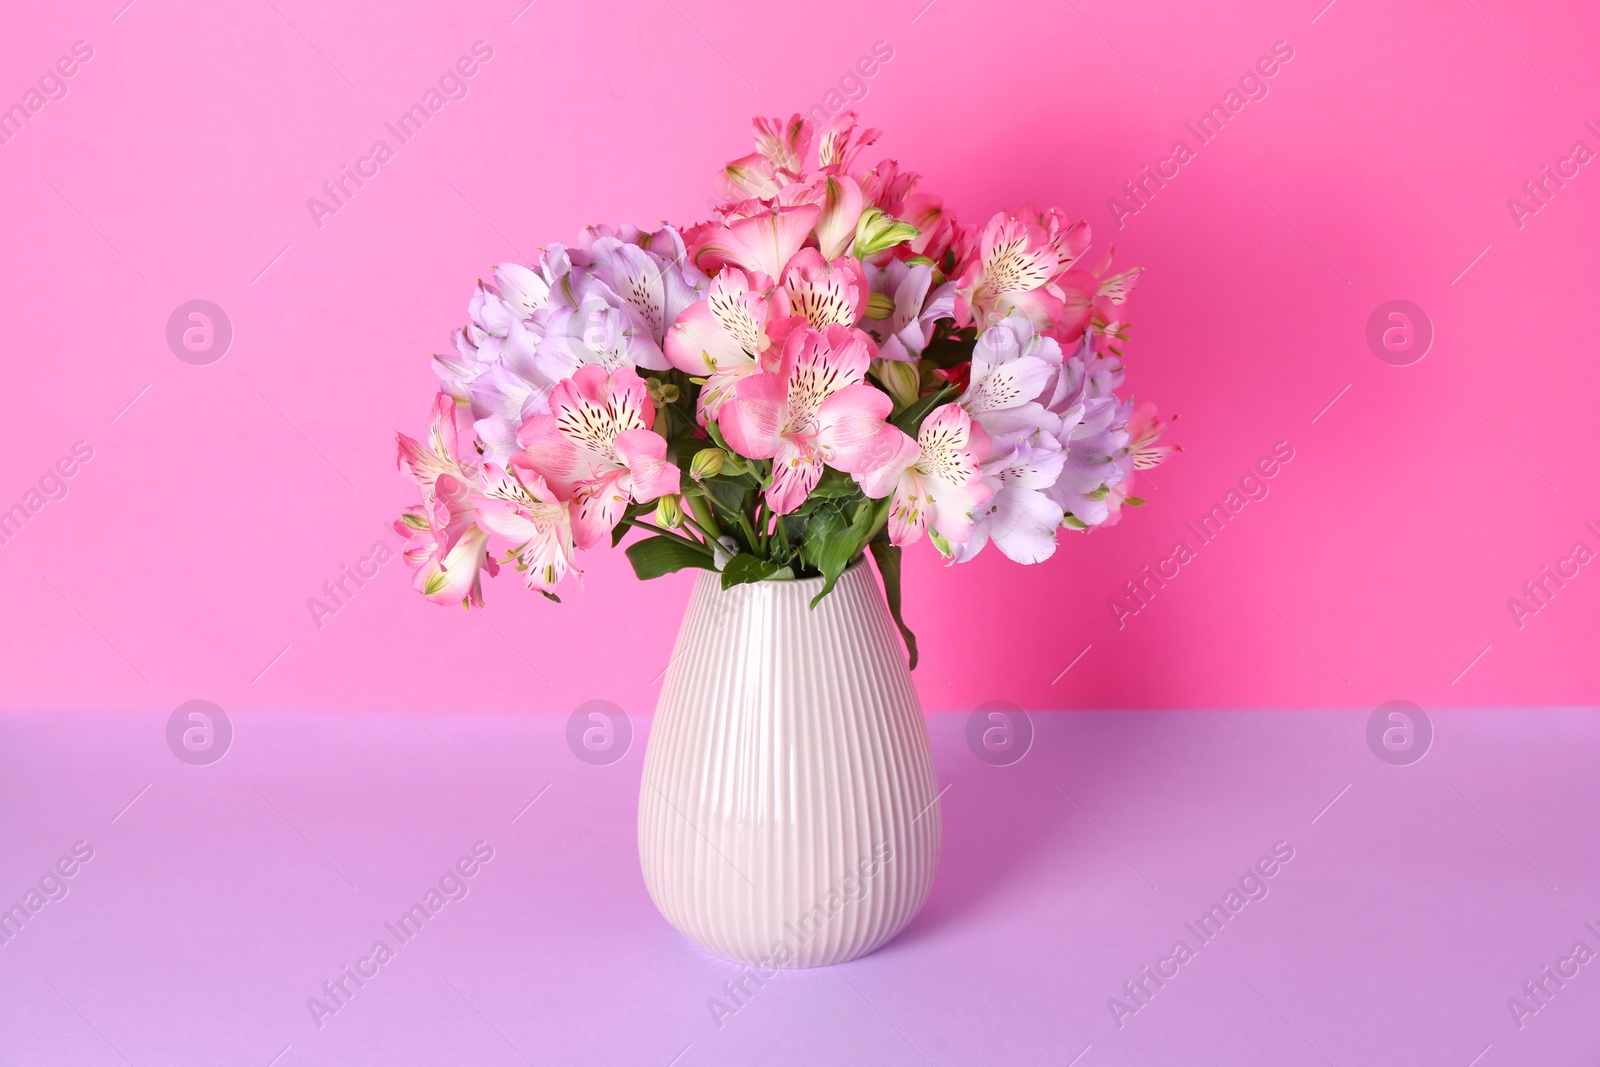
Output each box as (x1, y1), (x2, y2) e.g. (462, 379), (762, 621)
(716, 554), (870, 590)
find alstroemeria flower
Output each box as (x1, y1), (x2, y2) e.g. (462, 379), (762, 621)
(958, 312), (1062, 447)
(1125, 401), (1175, 472)
(395, 393), (497, 606)
(718, 324), (897, 514)
(1055, 253), (1143, 346)
(862, 259), (954, 362)
(790, 174), (866, 260)
(517, 365), (681, 549)
(395, 506), (497, 608)
(1101, 403), (1174, 527)
(860, 159), (917, 215)
(953, 434), (1068, 565)
(953, 209), (1070, 329)
(816, 111), (880, 174)
(475, 458), (578, 591)
(855, 405), (992, 553)
(688, 201), (822, 280)
(664, 267), (800, 419)
(434, 260), (556, 401)
(718, 114), (813, 203)
(782, 249), (867, 332)
(577, 226), (705, 348)
(535, 297), (667, 380)
(1049, 400), (1130, 527)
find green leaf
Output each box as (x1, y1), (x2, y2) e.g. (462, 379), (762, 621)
(705, 477), (752, 513)
(625, 535), (715, 580)
(809, 497), (888, 608)
(705, 420), (732, 452)
(809, 468), (862, 498)
(869, 541), (918, 670)
(665, 434), (704, 469)
(891, 385), (954, 436)
(721, 553), (781, 589)
(799, 503), (849, 571)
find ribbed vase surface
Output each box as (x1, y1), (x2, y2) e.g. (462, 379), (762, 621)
(638, 560), (941, 968)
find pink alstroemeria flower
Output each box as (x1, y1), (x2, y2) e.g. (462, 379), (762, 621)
(664, 267), (799, 419)
(517, 365), (681, 550)
(718, 324), (897, 515)
(394, 506), (497, 608)
(816, 111), (881, 175)
(395, 393), (497, 607)
(474, 458), (578, 591)
(855, 405), (993, 553)
(790, 174), (866, 260)
(782, 249), (867, 332)
(953, 209), (1080, 329)
(688, 201), (822, 280)
(719, 115), (813, 202)
(1055, 251), (1143, 346)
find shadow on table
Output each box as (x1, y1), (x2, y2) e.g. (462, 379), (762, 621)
(884, 710), (1198, 952)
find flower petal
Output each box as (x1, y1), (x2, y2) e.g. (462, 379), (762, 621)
(717, 369), (789, 460)
(614, 428), (680, 503)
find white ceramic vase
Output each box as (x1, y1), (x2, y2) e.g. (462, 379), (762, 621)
(638, 559), (941, 968)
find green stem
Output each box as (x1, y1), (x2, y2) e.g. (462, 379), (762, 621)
(683, 487), (721, 539)
(736, 511), (761, 559)
(624, 518), (713, 555)
(680, 513), (723, 546)
(776, 513), (791, 559)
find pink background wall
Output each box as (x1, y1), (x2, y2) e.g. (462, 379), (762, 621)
(1, 0), (1595, 715)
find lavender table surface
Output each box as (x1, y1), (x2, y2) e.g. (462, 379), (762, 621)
(2, 708), (1595, 1066)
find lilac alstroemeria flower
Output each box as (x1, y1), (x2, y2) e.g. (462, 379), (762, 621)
(441, 226), (707, 466)
(861, 258), (955, 362)
(1042, 343), (1134, 527)
(952, 433), (1067, 565)
(957, 311), (1061, 448)
(433, 259), (559, 401)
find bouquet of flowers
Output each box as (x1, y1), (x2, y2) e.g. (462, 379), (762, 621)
(395, 112), (1172, 665)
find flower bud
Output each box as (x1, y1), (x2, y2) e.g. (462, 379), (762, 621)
(654, 495), (685, 529)
(646, 376), (682, 406)
(871, 357), (921, 409)
(852, 207), (920, 257)
(690, 447), (726, 481)
(864, 292), (896, 321)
